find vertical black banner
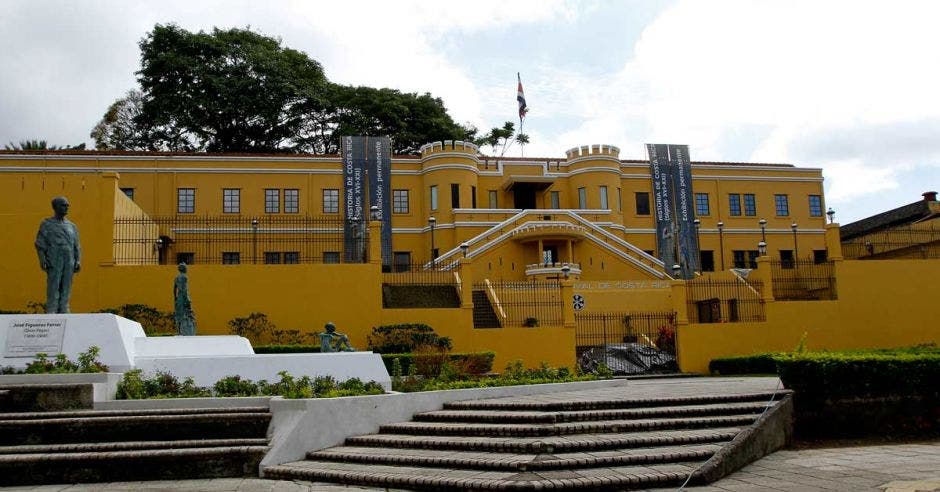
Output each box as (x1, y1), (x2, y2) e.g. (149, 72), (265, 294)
(668, 145), (700, 278)
(341, 136), (367, 262)
(647, 144), (677, 270)
(367, 136), (393, 269)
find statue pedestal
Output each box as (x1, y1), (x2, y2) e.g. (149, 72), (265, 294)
(0, 314), (390, 392)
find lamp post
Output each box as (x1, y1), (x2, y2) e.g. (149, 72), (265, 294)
(460, 242), (469, 258)
(672, 263), (681, 279)
(826, 208), (835, 224)
(692, 218), (701, 273)
(717, 221), (725, 271)
(759, 218), (767, 243)
(561, 264), (571, 280)
(251, 218), (259, 264)
(758, 240), (767, 257)
(791, 222), (798, 261)
(428, 216), (437, 267)
(370, 205), (379, 221)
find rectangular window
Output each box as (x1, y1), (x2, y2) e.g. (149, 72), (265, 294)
(222, 252), (240, 265)
(264, 252), (281, 264)
(177, 188), (195, 214)
(322, 189), (339, 214)
(700, 250), (715, 272)
(732, 250), (758, 269)
(775, 194), (789, 216)
(471, 186), (477, 208)
(284, 252), (300, 264)
(223, 189), (240, 214)
(488, 190), (498, 209)
(550, 191), (560, 209)
(578, 187), (587, 209)
(813, 249), (828, 264)
(393, 251), (412, 272)
(744, 194), (757, 216)
(392, 189), (409, 214)
(451, 183), (460, 209)
(695, 193), (710, 216)
(265, 189), (280, 214)
(779, 249), (794, 269)
(430, 185), (438, 211)
(121, 188), (135, 201)
(617, 187), (622, 212)
(809, 195), (823, 217)
(176, 252), (194, 265)
(323, 251), (341, 264)
(729, 194), (741, 216)
(284, 189), (299, 214)
(599, 186), (609, 210)
(635, 192), (650, 215)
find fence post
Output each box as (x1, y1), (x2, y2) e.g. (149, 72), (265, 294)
(459, 257), (473, 310)
(825, 223), (843, 260)
(754, 256), (776, 303)
(368, 220), (382, 265)
(561, 278), (576, 328)
(671, 279), (689, 326)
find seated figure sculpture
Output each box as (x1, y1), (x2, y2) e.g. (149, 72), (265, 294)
(318, 322), (355, 352)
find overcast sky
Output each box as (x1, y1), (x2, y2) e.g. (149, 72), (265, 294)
(2, 0), (939, 223)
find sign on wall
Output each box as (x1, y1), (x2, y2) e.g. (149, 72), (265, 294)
(367, 137), (393, 269)
(646, 143), (701, 279)
(4, 319), (66, 357)
(341, 136), (367, 262)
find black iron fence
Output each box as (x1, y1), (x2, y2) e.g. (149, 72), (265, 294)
(472, 280), (563, 327)
(113, 215), (368, 265)
(843, 225), (940, 260)
(686, 277), (765, 323)
(770, 259), (837, 300)
(575, 311), (678, 375)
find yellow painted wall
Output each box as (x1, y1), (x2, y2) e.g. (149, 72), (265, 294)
(678, 258), (940, 373)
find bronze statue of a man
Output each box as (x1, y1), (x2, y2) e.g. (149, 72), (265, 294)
(35, 196), (81, 314)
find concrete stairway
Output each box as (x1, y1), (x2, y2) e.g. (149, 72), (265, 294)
(472, 290), (501, 328)
(265, 390), (792, 490)
(0, 405), (271, 486)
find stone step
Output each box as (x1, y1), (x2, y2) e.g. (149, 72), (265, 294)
(0, 405), (271, 420)
(0, 445), (269, 486)
(0, 383), (94, 412)
(443, 391), (785, 412)
(308, 442), (722, 472)
(414, 401), (773, 424)
(0, 438), (269, 454)
(0, 412), (272, 445)
(346, 426), (743, 453)
(379, 413), (759, 437)
(265, 459), (702, 491)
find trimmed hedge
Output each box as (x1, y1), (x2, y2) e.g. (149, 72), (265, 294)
(254, 344), (321, 354)
(382, 352), (495, 376)
(708, 353), (783, 375)
(776, 352), (940, 401)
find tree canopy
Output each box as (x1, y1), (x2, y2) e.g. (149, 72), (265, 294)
(92, 25), (471, 154)
(4, 139), (85, 151)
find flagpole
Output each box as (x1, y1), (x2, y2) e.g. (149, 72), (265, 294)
(518, 72), (526, 157)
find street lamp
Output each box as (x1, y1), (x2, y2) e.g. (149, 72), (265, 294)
(561, 264), (571, 280)
(428, 216), (437, 267)
(460, 241), (469, 258)
(251, 218), (259, 264)
(717, 221), (725, 271)
(826, 208), (835, 224)
(758, 240), (767, 257)
(672, 263), (681, 279)
(791, 222), (798, 261)
(370, 205), (379, 221)
(759, 218), (767, 243)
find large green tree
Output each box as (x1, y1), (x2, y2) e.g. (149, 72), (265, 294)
(92, 24), (470, 154)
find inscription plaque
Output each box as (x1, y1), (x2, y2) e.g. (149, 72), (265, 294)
(4, 319), (66, 357)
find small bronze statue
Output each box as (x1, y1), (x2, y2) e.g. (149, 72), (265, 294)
(173, 263), (197, 336)
(35, 196), (81, 314)
(319, 322), (354, 352)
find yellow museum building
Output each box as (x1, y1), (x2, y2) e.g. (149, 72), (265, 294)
(1, 140), (936, 373)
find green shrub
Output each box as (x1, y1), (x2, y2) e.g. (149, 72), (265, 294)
(99, 304), (174, 335)
(23, 347), (108, 374)
(253, 344), (321, 354)
(367, 323), (452, 354)
(228, 312), (276, 344)
(776, 352), (940, 401)
(709, 353), (785, 375)
(115, 369), (148, 399)
(214, 375), (260, 397)
(381, 352), (495, 377)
